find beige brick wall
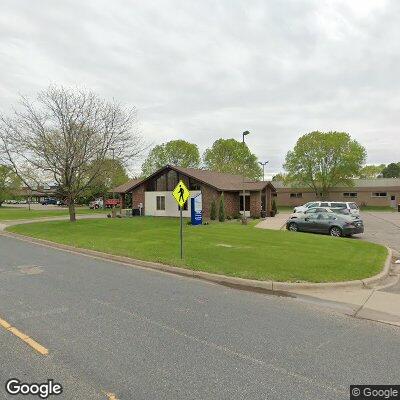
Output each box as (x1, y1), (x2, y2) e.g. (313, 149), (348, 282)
(275, 187), (400, 207)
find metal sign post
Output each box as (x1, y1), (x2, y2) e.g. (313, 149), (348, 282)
(172, 180), (190, 259)
(180, 206), (183, 258)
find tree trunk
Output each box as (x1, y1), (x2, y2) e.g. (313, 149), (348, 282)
(68, 198), (76, 222)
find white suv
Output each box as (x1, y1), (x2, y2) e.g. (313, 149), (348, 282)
(293, 201), (360, 216)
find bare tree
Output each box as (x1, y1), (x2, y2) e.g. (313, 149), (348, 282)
(0, 85), (144, 221)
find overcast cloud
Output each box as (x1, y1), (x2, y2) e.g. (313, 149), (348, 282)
(1, 0), (399, 176)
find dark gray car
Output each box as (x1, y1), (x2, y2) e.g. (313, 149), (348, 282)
(286, 211), (364, 237)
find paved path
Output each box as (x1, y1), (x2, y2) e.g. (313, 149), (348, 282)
(0, 213), (107, 231)
(255, 212), (289, 230)
(1, 235), (400, 399)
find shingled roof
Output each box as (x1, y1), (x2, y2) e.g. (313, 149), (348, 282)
(113, 178), (143, 193)
(113, 165), (274, 193)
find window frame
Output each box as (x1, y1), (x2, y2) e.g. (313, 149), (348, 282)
(156, 195), (165, 211)
(372, 192), (387, 198)
(343, 192), (358, 198)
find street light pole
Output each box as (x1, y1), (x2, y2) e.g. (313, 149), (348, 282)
(110, 147), (115, 216)
(242, 131), (250, 224)
(258, 161), (269, 182)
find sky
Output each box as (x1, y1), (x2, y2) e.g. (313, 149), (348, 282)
(0, 0), (399, 178)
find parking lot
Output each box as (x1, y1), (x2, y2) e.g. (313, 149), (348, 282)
(359, 212), (400, 256)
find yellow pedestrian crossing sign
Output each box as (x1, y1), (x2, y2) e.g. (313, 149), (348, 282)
(172, 180), (190, 208)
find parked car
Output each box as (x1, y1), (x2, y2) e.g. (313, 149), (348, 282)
(293, 201), (360, 216)
(290, 206), (362, 221)
(56, 200), (68, 207)
(105, 199), (121, 208)
(89, 199), (104, 209)
(286, 211), (364, 237)
(41, 198), (58, 205)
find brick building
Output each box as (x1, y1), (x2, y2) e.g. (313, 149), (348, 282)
(273, 178), (400, 208)
(113, 165), (275, 219)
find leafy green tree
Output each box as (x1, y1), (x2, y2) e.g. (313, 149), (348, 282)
(272, 173), (287, 181)
(218, 193), (225, 222)
(0, 165), (21, 206)
(141, 140), (200, 177)
(381, 162), (400, 178)
(359, 164), (385, 179)
(203, 138), (262, 180)
(284, 131), (366, 199)
(210, 199), (217, 220)
(82, 158), (129, 202)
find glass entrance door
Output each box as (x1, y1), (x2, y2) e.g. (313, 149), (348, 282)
(240, 194), (250, 217)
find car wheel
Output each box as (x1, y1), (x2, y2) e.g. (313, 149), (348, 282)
(330, 226), (342, 237)
(288, 222), (298, 232)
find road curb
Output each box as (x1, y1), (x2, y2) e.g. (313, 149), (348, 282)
(1, 229), (393, 294)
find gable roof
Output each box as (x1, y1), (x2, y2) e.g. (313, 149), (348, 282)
(114, 165), (274, 193)
(113, 178), (143, 193)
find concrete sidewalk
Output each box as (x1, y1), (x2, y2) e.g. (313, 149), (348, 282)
(292, 261), (400, 327)
(256, 212), (289, 230)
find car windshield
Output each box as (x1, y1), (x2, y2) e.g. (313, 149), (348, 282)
(330, 202), (346, 209)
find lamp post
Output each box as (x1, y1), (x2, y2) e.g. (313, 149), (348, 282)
(242, 131), (250, 224)
(258, 161), (269, 182)
(110, 147), (115, 216)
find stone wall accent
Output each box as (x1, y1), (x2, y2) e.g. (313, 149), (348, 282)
(131, 184), (146, 212)
(250, 191), (262, 217)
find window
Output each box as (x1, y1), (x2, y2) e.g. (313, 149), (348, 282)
(290, 193), (303, 198)
(240, 195), (250, 211)
(156, 196), (165, 210)
(343, 192), (357, 198)
(272, 192), (277, 197)
(320, 202), (329, 206)
(372, 192), (387, 197)
(331, 202), (347, 209)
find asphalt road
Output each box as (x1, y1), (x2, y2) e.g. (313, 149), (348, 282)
(1, 235), (400, 400)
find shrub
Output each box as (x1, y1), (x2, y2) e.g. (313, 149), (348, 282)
(218, 193), (226, 222)
(210, 200), (217, 220)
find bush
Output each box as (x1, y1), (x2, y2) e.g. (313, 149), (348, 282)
(218, 193), (226, 222)
(226, 215), (232, 220)
(210, 200), (217, 220)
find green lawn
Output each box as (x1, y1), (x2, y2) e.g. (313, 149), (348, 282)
(0, 206), (105, 220)
(7, 217), (387, 283)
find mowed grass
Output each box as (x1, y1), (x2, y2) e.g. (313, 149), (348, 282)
(7, 217), (387, 283)
(0, 206), (105, 220)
